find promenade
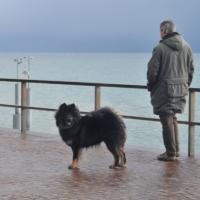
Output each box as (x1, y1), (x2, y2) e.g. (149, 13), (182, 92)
(0, 128), (200, 200)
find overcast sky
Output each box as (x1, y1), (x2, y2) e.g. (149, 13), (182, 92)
(0, 0), (199, 52)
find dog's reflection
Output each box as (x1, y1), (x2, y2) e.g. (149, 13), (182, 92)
(70, 168), (126, 187)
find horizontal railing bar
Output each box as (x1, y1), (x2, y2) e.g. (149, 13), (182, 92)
(0, 78), (146, 89)
(190, 88), (200, 92)
(1, 103), (200, 126)
(0, 104), (56, 112)
(1, 78), (200, 92)
(122, 114), (199, 125)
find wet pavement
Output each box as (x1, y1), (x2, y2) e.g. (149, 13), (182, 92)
(0, 128), (200, 200)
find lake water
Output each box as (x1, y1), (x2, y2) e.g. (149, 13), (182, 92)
(0, 53), (199, 154)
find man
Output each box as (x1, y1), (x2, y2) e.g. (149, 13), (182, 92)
(147, 20), (194, 161)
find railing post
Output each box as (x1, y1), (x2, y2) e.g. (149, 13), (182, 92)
(26, 87), (31, 130)
(95, 86), (101, 110)
(21, 81), (27, 134)
(188, 90), (195, 157)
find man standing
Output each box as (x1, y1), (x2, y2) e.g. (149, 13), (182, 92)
(147, 20), (194, 161)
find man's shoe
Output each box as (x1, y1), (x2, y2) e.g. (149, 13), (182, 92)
(157, 152), (176, 161)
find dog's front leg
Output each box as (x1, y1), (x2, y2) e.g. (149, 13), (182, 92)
(68, 147), (80, 169)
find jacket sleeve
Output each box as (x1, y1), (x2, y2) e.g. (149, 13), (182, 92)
(187, 48), (194, 86)
(147, 46), (161, 91)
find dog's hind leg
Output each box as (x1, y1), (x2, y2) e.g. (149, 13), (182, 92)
(105, 142), (120, 169)
(68, 148), (81, 170)
(109, 152), (120, 169)
(119, 147), (126, 167)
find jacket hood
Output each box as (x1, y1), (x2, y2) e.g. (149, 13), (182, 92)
(160, 32), (185, 51)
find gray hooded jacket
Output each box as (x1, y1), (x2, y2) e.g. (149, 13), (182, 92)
(147, 33), (194, 115)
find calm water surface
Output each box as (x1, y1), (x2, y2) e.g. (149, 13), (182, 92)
(0, 53), (199, 153)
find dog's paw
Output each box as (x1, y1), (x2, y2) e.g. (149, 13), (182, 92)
(68, 165), (79, 170)
(119, 165), (126, 169)
(109, 165), (126, 169)
(109, 165), (118, 169)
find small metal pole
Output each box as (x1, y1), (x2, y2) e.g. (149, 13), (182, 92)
(21, 81), (27, 134)
(95, 86), (101, 110)
(13, 83), (20, 129)
(188, 90), (195, 157)
(13, 58), (22, 129)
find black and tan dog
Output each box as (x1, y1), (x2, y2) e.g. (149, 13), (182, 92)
(55, 103), (126, 169)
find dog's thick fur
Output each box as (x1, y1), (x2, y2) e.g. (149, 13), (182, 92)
(55, 103), (127, 169)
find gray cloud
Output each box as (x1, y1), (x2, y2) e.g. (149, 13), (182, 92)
(0, 0), (199, 52)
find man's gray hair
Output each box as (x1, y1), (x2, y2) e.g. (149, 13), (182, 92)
(160, 20), (176, 34)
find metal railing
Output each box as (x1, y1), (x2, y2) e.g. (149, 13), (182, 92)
(0, 78), (199, 157)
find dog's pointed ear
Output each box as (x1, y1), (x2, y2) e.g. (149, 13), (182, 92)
(70, 103), (76, 109)
(71, 103), (75, 107)
(60, 103), (67, 109)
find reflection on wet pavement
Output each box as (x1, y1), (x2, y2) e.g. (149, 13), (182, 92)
(1, 129), (200, 200)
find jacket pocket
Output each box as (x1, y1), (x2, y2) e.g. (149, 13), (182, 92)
(166, 79), (188, 97)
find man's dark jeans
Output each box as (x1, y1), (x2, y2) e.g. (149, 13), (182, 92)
(159, 114), (179, 157)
